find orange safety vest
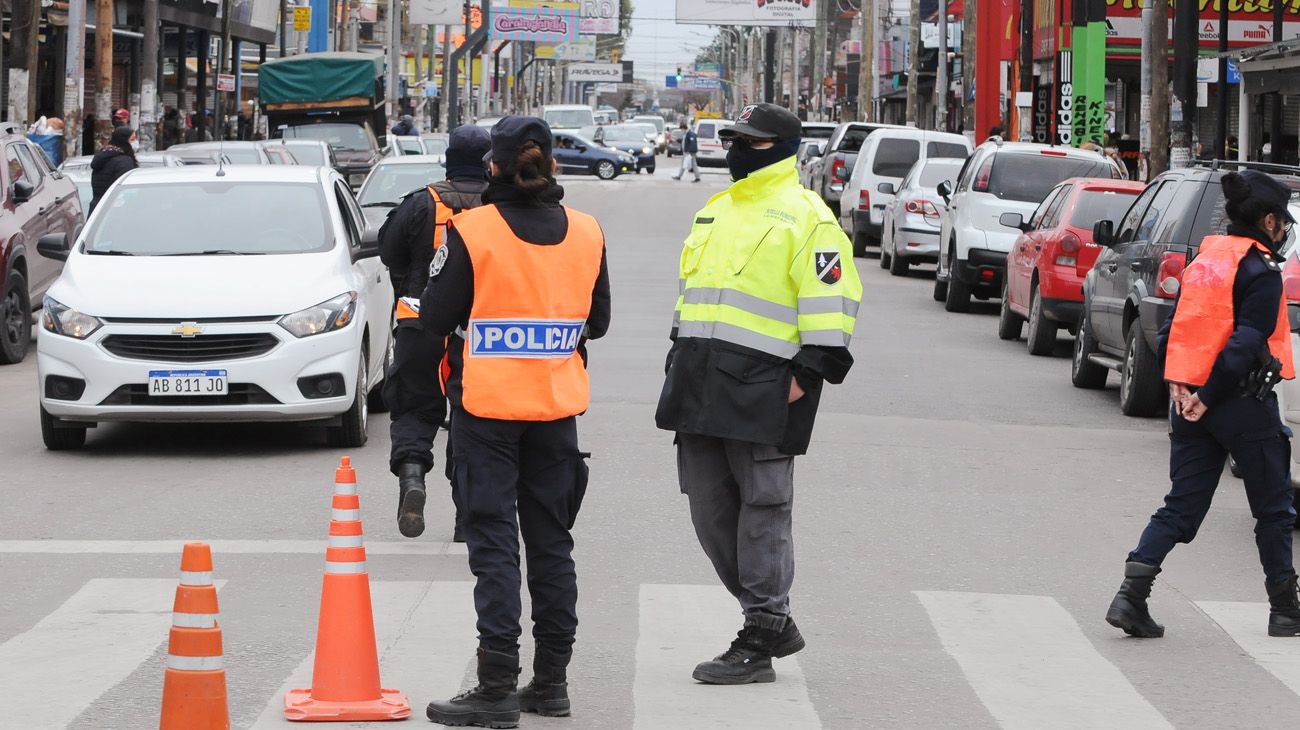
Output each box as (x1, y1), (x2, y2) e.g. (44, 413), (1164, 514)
(451, 204), (604, 421)
(1165, 234), (1296, 387)
(395, 187), (460, 322)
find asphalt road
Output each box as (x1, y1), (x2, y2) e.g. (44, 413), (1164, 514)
(2, 163), (1299, 729)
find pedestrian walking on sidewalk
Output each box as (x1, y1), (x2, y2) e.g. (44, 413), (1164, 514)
(1107, 170), (1300, 640)
(656, 103), (862, 685)
(672, 120), (701, 182)
(421, 116), (611, 729)
(378, 124), (491, 543)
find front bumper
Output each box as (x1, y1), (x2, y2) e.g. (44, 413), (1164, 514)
(952, 248), (1008, 291)
(37, 320), (362, 424)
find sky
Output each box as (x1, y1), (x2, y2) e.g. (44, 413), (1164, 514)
(622, 0), (718, 84)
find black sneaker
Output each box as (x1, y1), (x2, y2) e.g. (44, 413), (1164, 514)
(691, 626), (776, 685)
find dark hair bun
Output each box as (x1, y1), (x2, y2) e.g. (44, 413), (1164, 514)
(1221, 172), (1252, 204)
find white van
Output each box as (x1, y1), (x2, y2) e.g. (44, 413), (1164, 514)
(694, 119), (734, 168)
(542, 105), (596, 132)
(840, 128), (971, 254)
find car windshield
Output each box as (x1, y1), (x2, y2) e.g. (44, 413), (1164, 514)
(286, 144), (326, 165)
(601, 126), (648, 143)
(544, 110), (594, 128)
(284, 124), (373, 152)
(918, 160), (964, 188)
(802, 126), (835, 139)
(86, 182), (331, 255)
(358, 163), (445, 207)
(872, 139), (921, 178)
(927, 141), (969, 159)
(988, 154), (1112, 203)
(422, 138), (448, 155)
(1069, 189), (1141, 228)
(222, 147), (264, 164)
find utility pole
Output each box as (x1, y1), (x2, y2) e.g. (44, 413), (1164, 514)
(439, 25), (451, 130)
(936, 0), (947, 130)
(1148, 0), (1169, 175)
(792, 26), (801, 117)
(141, 0), (159, 150)
(1215, 0), (1227, 159)
(960, 0), (975, 134)
(388, 0), (402, 128)
(63, 0), (87, 159)
(463, 0), (473, 121)
(214, 0), (232, 141)
(859, 0), (874, 122)
(96, 0), (114, 145)
(905, 0), (920, 126)
(763, 29), (775, 104)
(297, 0), (309, 54)
(8, 0), (39, 126)
(1272, 0), (1284, 162)
(812, 1), (827, 120)
(1170, 0), (1196, 168)
(1139, 0), (1152, 157)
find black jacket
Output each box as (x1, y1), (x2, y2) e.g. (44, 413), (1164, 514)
(88, 147), (137, 212)
(419, 180), (612, 412)
(378, 178), (489, 299)
(1158, 223), (1285, 408)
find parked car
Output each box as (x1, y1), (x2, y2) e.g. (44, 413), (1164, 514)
(631, 115), (667, 152)
(933, 139), (1121, 313)
(1276, 228), (1300, 502)
(880, 157), (965, 276)
(276, 122), (383, 187)
(797, 140), (827, 189)
(542, 105), (595, 132)
(0, 133), (82, 363)
(996, 178), (1145, 355)
(552, 132), (635, 180)
(694, 119), (735, 168)
(355, 155), (446, 228)
(263, 139), (341, 175)
(583, 125), (655, 173)
(35, 165), (392, 449)
(1072, 162), (1300, 416)
(667, 128), (685, 157)
(384, 136), (425, 157)
(593, 109), (618, 126)
(420, 134), (449, 156)
(805, 122), (908, 219)
(168, 141), (273, 165)
(842, 128), (970, 258)
(60, 151), (184, 172)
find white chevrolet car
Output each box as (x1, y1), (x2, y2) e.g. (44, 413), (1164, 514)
(35, 165), (393, 450)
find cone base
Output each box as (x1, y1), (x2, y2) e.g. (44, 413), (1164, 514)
(283, 687), (411, 721)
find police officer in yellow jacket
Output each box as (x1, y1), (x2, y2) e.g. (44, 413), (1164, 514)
(656, 103), (863, 685)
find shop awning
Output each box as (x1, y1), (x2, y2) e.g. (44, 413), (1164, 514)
(1238, 40), (1300, 95)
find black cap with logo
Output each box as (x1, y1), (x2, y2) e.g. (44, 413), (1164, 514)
(484, 115), (553, 163)
(718, 103), (802, 141)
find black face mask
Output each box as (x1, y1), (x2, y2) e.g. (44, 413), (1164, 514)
(726, 137), (800, 181)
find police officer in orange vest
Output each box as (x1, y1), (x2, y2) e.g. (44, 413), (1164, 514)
(378, 125), (491, 542)
(420, 116), (610, 728)
(1108, 170), (1300, 639)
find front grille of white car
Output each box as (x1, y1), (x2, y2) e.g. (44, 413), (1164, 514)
(101, 333), (279, 362)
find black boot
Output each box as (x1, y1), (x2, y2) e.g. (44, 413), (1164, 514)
(426, 649), (521, 728)
(768, 616), (806, 658)
(1267, 577), (1300, 637)
(396, 462), (426, 538)
(518, 643), (571, 717)
(1106, 561), (1165, 638)
(692, 626), (776, 685)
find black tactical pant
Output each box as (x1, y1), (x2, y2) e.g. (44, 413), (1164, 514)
(385, 323), (447, 474)
(452, 408), (589, 655)
(1130, 393), (1296, 584)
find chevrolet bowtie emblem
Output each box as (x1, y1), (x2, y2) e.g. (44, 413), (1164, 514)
(173, 323), (204, 338)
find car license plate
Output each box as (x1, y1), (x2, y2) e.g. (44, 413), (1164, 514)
(147, 370), (228, 397)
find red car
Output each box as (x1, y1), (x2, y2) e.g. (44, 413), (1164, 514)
(998, 178), (1145, 355)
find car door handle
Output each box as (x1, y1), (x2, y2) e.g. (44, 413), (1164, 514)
(1130, 261), (1144, 272)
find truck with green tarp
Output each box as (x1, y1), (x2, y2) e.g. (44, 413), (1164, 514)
(259, 52), (387, 187)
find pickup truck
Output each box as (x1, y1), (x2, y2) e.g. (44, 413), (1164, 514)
(259, 51), (387, 188)
(804, 122), (907, 220)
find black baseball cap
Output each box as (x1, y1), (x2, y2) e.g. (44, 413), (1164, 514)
(484, 115), (553, 163)
(718, 103), (801, 141)
(1238, 169), (1298, 224)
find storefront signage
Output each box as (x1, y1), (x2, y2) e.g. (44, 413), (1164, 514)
(1056, 50), (1073, 147)
(1033, 78), (1052, 144)
(1101, 0), (1300, 48)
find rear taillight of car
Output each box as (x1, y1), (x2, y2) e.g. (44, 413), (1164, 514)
(972, 157), (994, 192)
(1056, 232), (1081, 267)
(858, 188), (871, 211)
(1283, 253), (1300, 303)
(831, 158), (847, 182)
(904, 199), (941, 220)
(1156, 252), (1186, 299)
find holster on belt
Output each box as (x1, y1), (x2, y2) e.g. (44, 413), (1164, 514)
(1242, 346), (1285, 401)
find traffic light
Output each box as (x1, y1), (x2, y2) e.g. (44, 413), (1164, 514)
(675, 67), (683, 84)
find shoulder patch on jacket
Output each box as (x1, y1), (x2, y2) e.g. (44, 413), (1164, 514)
(430, 244), (450, 277)
(815, 249), (843, 285)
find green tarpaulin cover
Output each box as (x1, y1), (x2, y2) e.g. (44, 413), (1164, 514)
(259, 52), (383, 106)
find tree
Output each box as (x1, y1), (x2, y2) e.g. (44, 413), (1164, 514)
(596, 0), (635, 60)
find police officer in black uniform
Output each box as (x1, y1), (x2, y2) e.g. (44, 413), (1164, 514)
(379, 124), (491, 541)
(1107, 170), (1300, 639)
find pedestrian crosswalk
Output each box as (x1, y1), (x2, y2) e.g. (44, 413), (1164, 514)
(4, 576), (1300, 729)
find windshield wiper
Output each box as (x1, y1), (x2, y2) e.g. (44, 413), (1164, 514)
(85, 249), (133, 256)
(360, 201), (397, 208)
(160, 250), (262, 256)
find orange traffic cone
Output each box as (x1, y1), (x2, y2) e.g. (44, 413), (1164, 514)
(160, 542), (229, 730)
(284, 456), (411, 721)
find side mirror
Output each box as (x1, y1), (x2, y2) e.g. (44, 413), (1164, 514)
(936, 180), (952, 201)
(12, 180), (34, 204)
(355, 227), (381, 260)
(1093, 219), (1115, 247)
(37, 232), (69, 261)
(999, 212), (1028, 231)
(877, 182), (897, 195)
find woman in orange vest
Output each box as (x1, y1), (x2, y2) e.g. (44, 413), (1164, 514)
(1108, 170), (1300, 640)
(419, 116), (610, 729)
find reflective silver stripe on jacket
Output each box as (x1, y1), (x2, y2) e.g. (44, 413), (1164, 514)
(179, 571), (212, 586)
(171, 612), (218, 629)
(327, 535), (364, 548)
(682, 287), (799, 325)
(799, 328), (852, 346)
(325, 560), (367, 575)
(331, 508), (360, 521)
(167, 655), (223, 671)
(676, 320), (801, 359)
(797, 296), (860, 318)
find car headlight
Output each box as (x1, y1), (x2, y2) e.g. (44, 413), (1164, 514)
(42, 297), (103, 339)
(642, 147), (652, 155)
(278, 292), (357, 338)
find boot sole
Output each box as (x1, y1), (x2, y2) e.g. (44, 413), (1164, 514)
(1269, 625), (1300, 637)
(691, 667), (776, 685)
(398, 489), (426, 538)
(425, 706), (520, 729)
(519, 698), (571, 717)
(1106, 608), (1165, 638)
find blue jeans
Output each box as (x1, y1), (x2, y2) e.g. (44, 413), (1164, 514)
(1129, 393), (1296, 584)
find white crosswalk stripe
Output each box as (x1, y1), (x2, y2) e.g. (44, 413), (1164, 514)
(248, 580), (477, 729)
(916, 591), (1174, 730)
(633, 584), (822, 730)
(1198, 601), (1300, 697)
(0, 578), (213, 729)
